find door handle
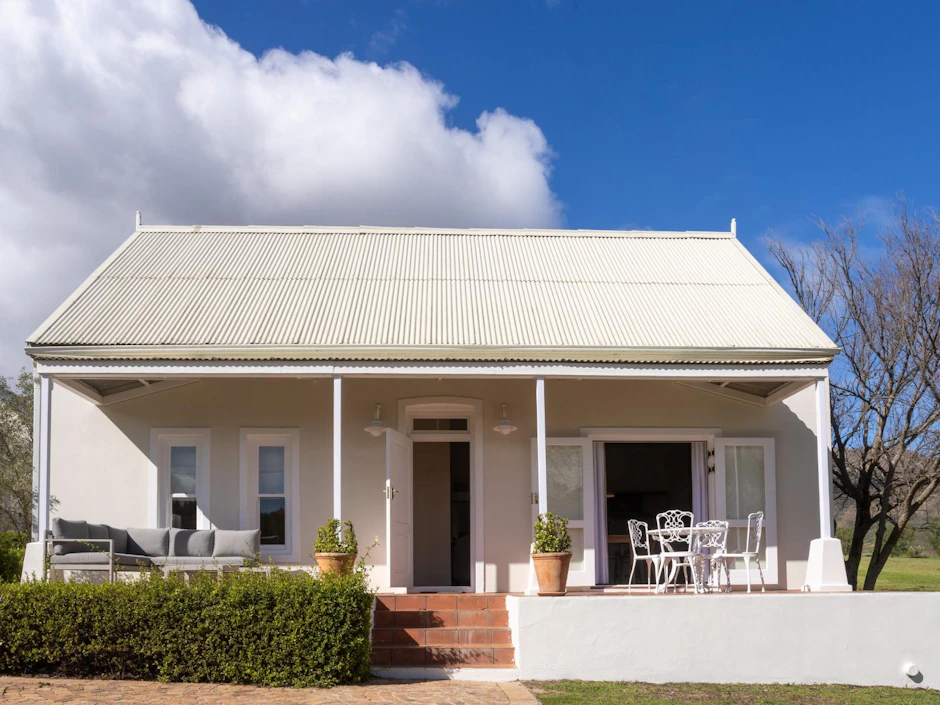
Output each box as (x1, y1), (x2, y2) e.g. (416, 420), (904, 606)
(384, 486), (398, 500)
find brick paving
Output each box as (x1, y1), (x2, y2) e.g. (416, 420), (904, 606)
(0, 677), (537, 704)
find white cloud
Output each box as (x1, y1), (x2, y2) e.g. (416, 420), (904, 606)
(0, 0), (561, 375)
(369, 9), (408, 55)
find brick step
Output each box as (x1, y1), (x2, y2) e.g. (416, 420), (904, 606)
(372, 593), (515, 669)
(371, 645), (515, 667)
(375, 594), (507, 612)
(373, 626), (513, 647)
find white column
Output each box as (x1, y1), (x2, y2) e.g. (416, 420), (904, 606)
(31, 370), (41, 541)
(37, 375), (52, 541)
(803, 370), (850, 591)
(536, 377), (548, 515)
(333, 375), (342, 521)
(815, 374), (833, 539)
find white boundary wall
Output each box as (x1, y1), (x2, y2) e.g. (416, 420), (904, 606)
(509, 593), (938, 689)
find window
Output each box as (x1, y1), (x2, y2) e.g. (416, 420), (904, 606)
(240, 429), (299, 559)
(170, 446), (198, 529)
(413, 417), (468, 432)
(150, 429), (211, 530)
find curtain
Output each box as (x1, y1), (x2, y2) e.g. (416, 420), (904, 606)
(691, 441), (708, 522)
(594, 442), (609, 584)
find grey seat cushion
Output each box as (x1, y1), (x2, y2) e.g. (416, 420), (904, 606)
(152, 556), (245, 567)
(50, 552), (153, 567)
(169, 529), (214, 558)
(213, 529), (260, 558)
(127, 528), (170, 557)
(51, 518), (89, 555)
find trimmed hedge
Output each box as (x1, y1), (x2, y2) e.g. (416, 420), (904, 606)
(0, 532), (27, 583)
(0, 569), (373, 687)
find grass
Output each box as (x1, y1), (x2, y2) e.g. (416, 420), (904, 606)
(856, 555), (940, 591)
(526, 681), (940, 704)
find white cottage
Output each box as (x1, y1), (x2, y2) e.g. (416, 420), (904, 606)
(24, 223), (934, 687)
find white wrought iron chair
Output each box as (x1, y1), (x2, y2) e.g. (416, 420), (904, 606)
(693, 519), (729, 592)
(717, 511), (765, 593)
(653, 509), (697, 592)
(627, 519), (661, 593)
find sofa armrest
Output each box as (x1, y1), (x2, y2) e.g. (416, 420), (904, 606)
(46, 538), (114, 559)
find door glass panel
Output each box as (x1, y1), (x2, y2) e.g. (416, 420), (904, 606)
(260, 497), (286, 545)
(725, 445), (765, 520)
(171, 498), (197, 530)
(258, 446), (285, 494)
(568, 527), (584, 571)
(547, 445), (584, 520)
(170, 446), (197, 494)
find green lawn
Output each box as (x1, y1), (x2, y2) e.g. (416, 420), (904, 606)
(857, 556), (940, 591)
(526, 681), (939, 705)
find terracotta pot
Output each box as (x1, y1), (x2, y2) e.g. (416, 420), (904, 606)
(315, 552), (356, 576)
(531, 552), (572, 596)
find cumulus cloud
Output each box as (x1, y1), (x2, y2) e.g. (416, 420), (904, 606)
(0, 0), (560, 374)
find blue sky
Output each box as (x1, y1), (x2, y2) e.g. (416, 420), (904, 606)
(0, 1), (937, 373)
(194, 0), (940, 248)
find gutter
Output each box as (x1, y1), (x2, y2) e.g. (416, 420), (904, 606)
(24, 344), (840, 365)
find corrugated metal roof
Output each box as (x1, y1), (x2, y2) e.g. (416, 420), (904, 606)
(27, 226), (838, 364)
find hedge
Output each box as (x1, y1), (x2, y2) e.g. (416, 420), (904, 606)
(0, 532), (27, 583)
(0, 569), (374, 687)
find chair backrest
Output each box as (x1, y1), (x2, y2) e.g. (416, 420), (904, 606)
(744, 511), (764, 553)
(694, 520), (729, 552)
(655, 509), (694, 550)
(627, 519), (651, 558)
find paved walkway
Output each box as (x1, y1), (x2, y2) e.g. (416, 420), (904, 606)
(0, 677), (537, 704)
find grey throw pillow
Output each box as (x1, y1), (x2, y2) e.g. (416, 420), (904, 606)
(86, 523), (113, 553)
(126, 528), (170, 557)
(51, 518), (89, 555)
(108, 526), (128, 554)
(169, 529), (214, 557)
(212, 529), (260, 558)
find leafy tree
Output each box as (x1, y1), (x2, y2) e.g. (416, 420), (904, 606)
(768, 200), (940, 589)
(0, 370), (33, 534)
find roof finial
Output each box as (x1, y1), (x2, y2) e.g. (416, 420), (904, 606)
(136, 211), (142, 228)
(730, 218), (737, 237)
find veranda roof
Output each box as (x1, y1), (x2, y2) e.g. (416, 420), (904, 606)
(26, 225), (838, 365)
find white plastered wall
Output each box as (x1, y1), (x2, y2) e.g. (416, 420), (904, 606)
(47, 376), (820, 592)
(510, 592), (938, 688)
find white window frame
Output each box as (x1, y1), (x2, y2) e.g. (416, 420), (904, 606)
(530, 437), (597, 588)
(149, 428), (211, 530)
(714, 437), (778, 586)
(239, 428), (300, 562)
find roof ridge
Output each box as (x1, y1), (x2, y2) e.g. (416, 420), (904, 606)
(134, 225), (734, 239)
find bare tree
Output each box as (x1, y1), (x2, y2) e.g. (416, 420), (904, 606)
(768, 200), (940, 590)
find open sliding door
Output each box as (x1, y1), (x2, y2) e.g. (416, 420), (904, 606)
(714, 438), (778, 586)
(531, 438), (596, 587)
(386, 429), (413, 590)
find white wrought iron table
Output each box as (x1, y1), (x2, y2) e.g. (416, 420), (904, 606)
(647, 526), (725, 594)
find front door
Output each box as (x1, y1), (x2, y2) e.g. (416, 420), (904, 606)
(530, 437), (596, 587)
(386, 429), (413, 589)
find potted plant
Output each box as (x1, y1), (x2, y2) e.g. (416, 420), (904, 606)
(314, 518), (358, 575)
(531, 512), (572, 596)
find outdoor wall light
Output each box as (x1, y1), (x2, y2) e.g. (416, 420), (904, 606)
(493, 403), (518, 435)
(707, 448), (716, 471)
(364, 403), (387, 437)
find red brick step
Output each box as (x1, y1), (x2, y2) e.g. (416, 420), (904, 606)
(372, 593), (515, 668)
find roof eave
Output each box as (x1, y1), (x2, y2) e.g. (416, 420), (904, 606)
(24, 344), (840, 365)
